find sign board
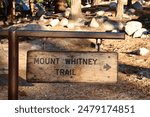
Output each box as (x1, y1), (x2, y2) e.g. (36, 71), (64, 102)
(27, 51), (118, 83)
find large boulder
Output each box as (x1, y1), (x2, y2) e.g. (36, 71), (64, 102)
(125, 21), (142, 35)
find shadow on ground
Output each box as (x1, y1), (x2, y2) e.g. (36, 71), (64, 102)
(0, 74), (33, 86)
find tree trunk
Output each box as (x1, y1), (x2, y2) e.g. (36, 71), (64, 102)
(71, 0), (82, 20)
(9, 0), (15, 24)
(116, 0), (124, 19)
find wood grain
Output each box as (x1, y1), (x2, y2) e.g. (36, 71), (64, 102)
(27, 51), (118, 83)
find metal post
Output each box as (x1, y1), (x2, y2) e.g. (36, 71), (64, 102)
(96, 39), (102, 52)
(8, 29), (18, 100)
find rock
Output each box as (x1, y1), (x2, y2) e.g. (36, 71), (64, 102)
(85, 11), (91, 16)
(138, 71), (148, 80)
(112, 29), (119, 33)
(141, 34), (149, 39)
(140, 0), (146, 4)
(50, 19), (59, 27)
(96, 10), (105, 16)
(139, 47), (149, 56)
(126, 8), (136, 15)
(89, 18), (99, 28)
(133, 28), (148, 38)
(132, 1), (143, 10)
(64, 8), (71, 18)
(103, 21), (114, 31)
(39, 15), (50, 24)
(60, 18), (69, 27)
(67, 22), (75, 29)
(35, 4), (45, 18)
(109, 2), (117, 10)
(103, 20), (124, 31)
(45, 11), (53, 16)
(96, 16), (108, 23)
(125, 21), (142, 35)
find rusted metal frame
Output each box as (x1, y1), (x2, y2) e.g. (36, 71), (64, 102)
(8, 29), (18, 100)
(16, 30), (125, 39)
(0, 29), (125, 100)
(0, 30), (8, 36)
(96, 39), (103, 52)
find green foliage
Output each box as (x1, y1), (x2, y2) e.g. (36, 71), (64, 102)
(66, 0), (71, 7)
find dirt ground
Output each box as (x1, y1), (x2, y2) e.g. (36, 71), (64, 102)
(0, 3), (150, 100)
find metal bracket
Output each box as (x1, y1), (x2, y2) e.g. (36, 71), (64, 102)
(96, 38), (103, 51)
(42, 38), (48, 50)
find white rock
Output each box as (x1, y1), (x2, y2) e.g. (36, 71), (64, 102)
(103, 21), (114, 31)
(141, 34), (149, 39)
(67, 23), (75, 29)
(132, 1), (143, 10)
(125, 21), (142, 35)
(139, 47), (149, 56)
(112, 29), (119, 33)
(133, 28), (148, 38)
(89, 18), (99, 28)
(39, 15), (49, 24)
(60, 18), (69, 27)
(85, 11), (91, 15)
(64, 8), (71, 18)
(50, 19), (59, 27)
(96, 10), (105, 16)
(139, 0), (146, 4)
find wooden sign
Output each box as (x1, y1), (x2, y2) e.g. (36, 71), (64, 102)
(27, 51), (118, 83)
